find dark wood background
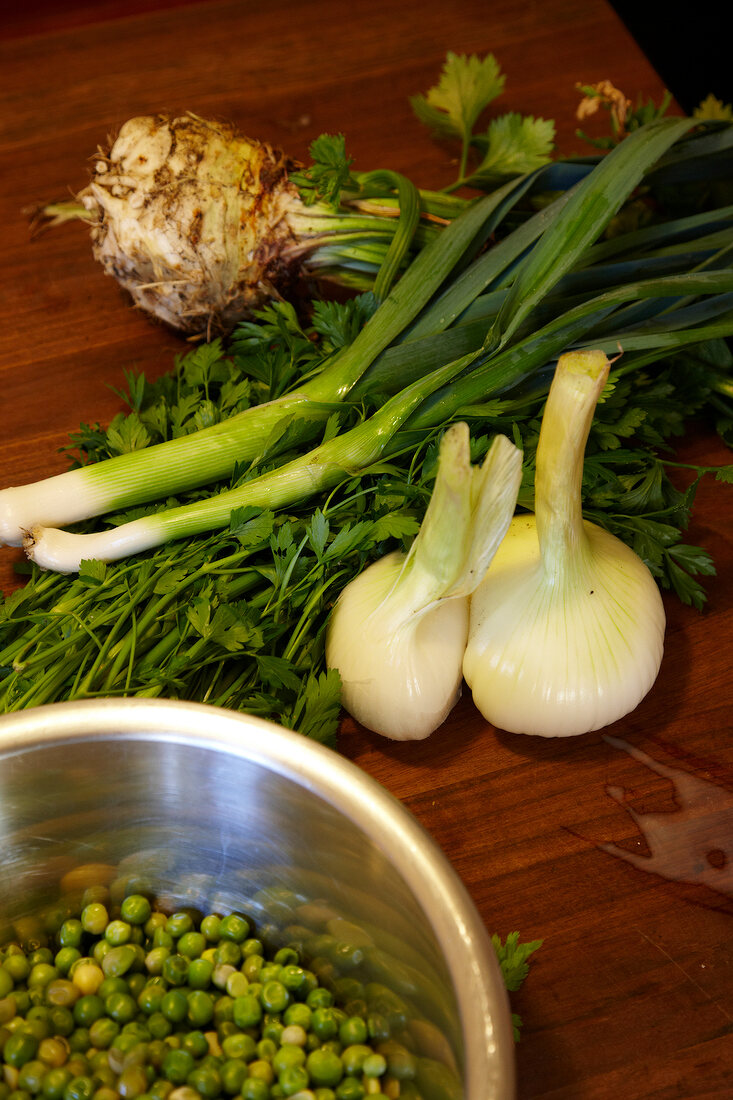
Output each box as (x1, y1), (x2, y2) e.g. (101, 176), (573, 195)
(1, 3), (731, 1096)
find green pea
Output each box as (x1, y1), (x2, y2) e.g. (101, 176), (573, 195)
(94, 1087), (121, 1100)
(212, 996), (234, 1026)
(72, 997), (104, 1028)
(66, 1031), (90, 1055)
(361, 1052), (386, 1078)
(104, 993), (137, 1024)
(240, 1081), (269, 1100)
(53, 950), (81, 978)
(272, 1046), (305, 1076)
(186, 1066), (221, 1099)
(151, 930), (173, 951)
(277, 1065), (308, 1096)
(160, 992), (187, 1024)
(338, 1018), (367, 1047)
(87, 1018), (118, 1051)
(148, 1082), (173, 1100)
(103, 922), (131, 948)
(277, 967), (305, 994)
(62, 1076), (94, 1100)
(47, 1009), (74, 1039)
(120, 898), (151, 927)
(256, 965), (279, 986)
(0, 969), (14, 998)
(220, 1033), (255, 1061)
(36, 1037), (68, 1069)
(218, 916), (249, 944)
(231, 996), (261, 1030)
(4, 1033), (40, 1068)
(91, 943), (109, 966)
(306, 1048), (343, 1088)
(199, 916), (221, 944)
(40, 1069), (72, 1100)
(223, 972), (248, 999)
(11, 991), (31, 1015)
(176, 934), (205, 960)
(282, 1004), (310, 1031)
(4, 955), (31, 983)
(126, 973), (146, 1000)
(241, 939), (263, 959)
(100, 948), (135, 980)
(306, 988), (332, 1010)
(260, 982), (288, 1014)
(29, 951), (53, 968)
(137, 987), (164, 1017)
(28, 966), (59, 991)
(255, 1039), (277, 1062)
(160, 1049), (194, 1086)
(64, 1055), (90, 1079)
(334, 1078), (364, 1100)
(180, 1032), (209, 1060)
(185, 992), (213, 1029)
(311, 1008), (339, 1041)
(80, 907), (108, 938)
(313, 1090), (336, 1100)
(241, 956), (263, 983)
(340, 1045), (372, 1077)
(116, 1066), (148, 1100)
(187, 959), (213, 991)
(219, 1060), (247, 1096)
(96, 978), (126, 1001)
(261, 1018), (283, 1046)
(212, 943), (240, 968)
(57, 924), (83, 951)
(121, 1020), (150, 1043)
(18, 1059), (46, 1094)
(160, 956), (188, 988)
(144, 949), (169, 977)
(164, 915), (193, 940)
(145, 1014), (171, 1040)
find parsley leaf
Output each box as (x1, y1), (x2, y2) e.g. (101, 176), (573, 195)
(492, 932), (543, 1041)
(465, 113), (555, 187)
(290, 133), (356, 207)
(410, 51), (505, 146)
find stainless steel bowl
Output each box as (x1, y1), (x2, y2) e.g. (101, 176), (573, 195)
(0, 697), (515, 1098)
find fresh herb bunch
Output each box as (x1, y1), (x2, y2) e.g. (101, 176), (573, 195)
(1, 295), (730, 736)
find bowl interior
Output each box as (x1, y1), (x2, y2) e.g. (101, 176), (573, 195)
(0, 698), (515, 1099)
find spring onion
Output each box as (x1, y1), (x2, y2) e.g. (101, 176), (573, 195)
(325, 424), (522, 740)
(463, 350), (666, 737)
(2, 184), (513, 548)
(23, 354), (478, 573)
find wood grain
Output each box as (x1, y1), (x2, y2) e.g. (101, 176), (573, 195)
(1, 3), (731, 1096)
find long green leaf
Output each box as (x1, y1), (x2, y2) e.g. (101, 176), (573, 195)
(490, 117), (696, 349)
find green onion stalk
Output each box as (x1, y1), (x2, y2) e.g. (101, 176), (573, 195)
(17, 115), (733, 573)
(0, 173), (557, 548)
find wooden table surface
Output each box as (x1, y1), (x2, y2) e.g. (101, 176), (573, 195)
(1, 2), (731, 1096)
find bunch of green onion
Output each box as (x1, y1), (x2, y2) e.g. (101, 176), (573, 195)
(2, 114), (733, 736)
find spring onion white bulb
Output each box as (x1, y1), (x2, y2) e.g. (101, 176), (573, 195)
(463, 349), (666, 738)
(326, 424), (523, 740)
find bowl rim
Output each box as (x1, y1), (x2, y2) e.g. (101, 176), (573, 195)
(0, 696), (516, 1098)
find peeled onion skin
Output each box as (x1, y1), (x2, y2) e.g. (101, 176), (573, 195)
(463, 515), (666, 738)
(76, 114), (309, 337)
(326, 552), (469, 741)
